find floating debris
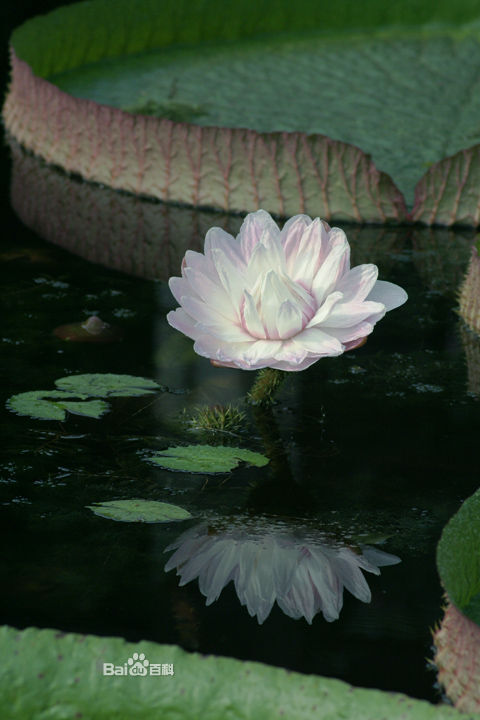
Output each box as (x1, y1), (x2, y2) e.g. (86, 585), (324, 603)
(53, 315), (123, 342)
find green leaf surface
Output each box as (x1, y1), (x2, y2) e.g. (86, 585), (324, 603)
(55, 373), (162, 397)
(46, 24), (480, 208)
(148, 444), (269, 474)
(87, 499), (192, 523)
(6, 390), (87, 421)
(59, 399), (109, 419)
(1, 625), (477, 720)
(437, 488), (480, 626)
(11, 0), (480, 224)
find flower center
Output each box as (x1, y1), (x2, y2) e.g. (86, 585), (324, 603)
(241, 270), (317, 340)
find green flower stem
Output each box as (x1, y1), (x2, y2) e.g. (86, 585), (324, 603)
(247, 368), (287, 406)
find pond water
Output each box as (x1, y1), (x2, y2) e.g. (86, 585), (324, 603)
(2, 140), (479, 703)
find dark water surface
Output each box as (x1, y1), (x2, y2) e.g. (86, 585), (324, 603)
(1, 142), (479, 703)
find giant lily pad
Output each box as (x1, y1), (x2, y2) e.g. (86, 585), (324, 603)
(148, 444), (269, 473)
(0, 625), (476, 719)
(87, 499), (192, 523)
(7, 0), (480, 225)
(437, 487), (480, 626)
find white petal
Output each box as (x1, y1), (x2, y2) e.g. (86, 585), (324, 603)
(204, 226), (245, 268)
(184, 267), (237, 321)
(294, 327), (344, 355)
(258, 271), (291, 339)
(166, 308), (201, 341)
(242, 339), (283, 365)
(210, 247), (246, 310)
(181, 295), (235, 329)
(276, 301), (304, 339)
(360, 546), (402, 568)
(183, 249), (214, 277)
(169, 276), (200, 305)
(366, 280), (408, 311)
(193, 335), (255, 364)
(321, 300), (386, 328)
(272, 339), (308, 366)
(241, 291), (264, 338)
(306, 291), (344, 328)
(335, 264), (379, 303)
(321, 321), (374, 344)
(311, 233), (350, 305)
(268, 356), (320, 372)
(288, 218), (324, 289)
(237, 210), (281, 262)
(281, 214), (312, 268)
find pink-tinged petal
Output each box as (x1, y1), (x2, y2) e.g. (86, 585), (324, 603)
(166, 308), (202, 341)
(311, 232), (350, 305)
(184, 267), (237, 321)
(306, 291), (344, 328)
(193, 335), (255, 364)
(204, 226), (246, 268)
(242, 339), (283, 365)
(180, 295), (237, 331)
(342, 337), (368, 351)
(268, 356), (320, 372)
(258, 271), (292, 338)
(288, 218), (325, 288)
(366, 280), (408, 311)
(168, 276), (201, 305)
(281, 214), (312, 266)
(335, 264), (379, 303)
(183, 249), (214, 277)
(210, 247), (246, 309)
(294, 327), (344, 355)
(321, 300), (386, 328)
(323, 321), (374, 344)
(241, 291), (265, 338)
(237, 209), (281, 262)
(272, 339), (308, 366)
(276, 300), (304, 339)
(245, 243), (277, 287)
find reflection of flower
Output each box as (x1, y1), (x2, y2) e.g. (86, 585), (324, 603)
(167, 210), (407, 371)
(164, 523), (400, 624)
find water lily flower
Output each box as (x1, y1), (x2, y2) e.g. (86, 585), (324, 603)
(164, 521), (400, 624)
(167, 210), (407, 371)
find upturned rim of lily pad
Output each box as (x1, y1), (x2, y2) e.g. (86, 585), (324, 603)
(6, 0), (480, 227)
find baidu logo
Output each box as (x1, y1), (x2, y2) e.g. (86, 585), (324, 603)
(103, 652), (174, 677)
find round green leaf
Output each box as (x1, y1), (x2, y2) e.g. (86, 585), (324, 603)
(148, 444), (269, 474)
(6, 390), (86, 421)
(437, 487), (480, 626)
(55, 373), (162, 397)
(59, 399), (109, 419)
(87, 499), (192, 523)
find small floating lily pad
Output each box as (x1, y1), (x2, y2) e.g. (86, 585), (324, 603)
(59, 399), (109, 419)
(55, 373), (162, 397)
(5, 390), (106, 421)
(87, 499), (192, 523)
(148, 444), (269, 474)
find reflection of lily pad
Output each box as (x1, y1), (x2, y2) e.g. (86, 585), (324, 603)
(0, 625), (471, 719)
(55, 373), (162, 397)
(148, 444), (269, 474)
(6, 391), (108, 421)
(87, 499), (192, 523)
(437, 487), (480, 626)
